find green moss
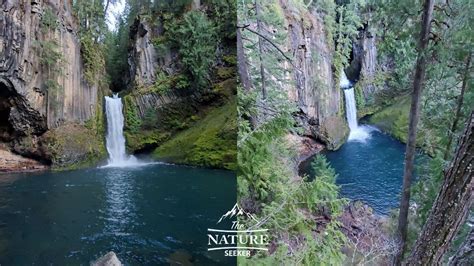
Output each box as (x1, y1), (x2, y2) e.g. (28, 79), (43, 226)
(125, 130), (170, 152)
(42, 123), (107, 170)
(369, 96), (410, 143)
(368, 95), (437, 155)
(216, 67), (235, 80)
(123, 95), (141, 133)
(152, 97), (237, 170)
(354, 83), (365, 110)
(320, 116), (349, 150)
(211, 78), (236, 98)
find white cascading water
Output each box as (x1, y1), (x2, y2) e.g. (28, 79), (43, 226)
(340, 71), (372, 142)
(104, 94), (139, 167)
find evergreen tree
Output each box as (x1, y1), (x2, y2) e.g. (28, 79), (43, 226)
(395, 0), (435, 263)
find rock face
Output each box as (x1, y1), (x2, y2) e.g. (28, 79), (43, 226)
(0, 148), (46, 172)
(123, 8), (237, 169)
(0, 0), (103, 170)
(128, 18), (160, 88)
(92, 251), (122, 266)
(358, 24), (378, 99)
(347, 21), (379, 101)
(126, 18), (180, 118)
(1, 0), (99, 127)
(275, 1), (349, 150)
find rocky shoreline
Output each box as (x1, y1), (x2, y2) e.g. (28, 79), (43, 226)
(0, 149), (47, 173)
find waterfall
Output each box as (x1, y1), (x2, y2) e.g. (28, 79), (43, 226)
(340, 71), (372, 142)
(104, 94), (139, 167)
(340, 71), (351, 89)
(344, 88), (359, 131)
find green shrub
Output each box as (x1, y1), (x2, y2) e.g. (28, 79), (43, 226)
(170, 11), (217, 88)
(35, 40), (63, 71)
(141, 108), (158, 130)
(41, 7), (59, 32)
(123, 95), (142, 133)
(80, 35), (105, 84)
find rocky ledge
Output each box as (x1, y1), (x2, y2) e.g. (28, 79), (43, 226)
(0, 148), (46, 173)
(339, 201), (396, 265)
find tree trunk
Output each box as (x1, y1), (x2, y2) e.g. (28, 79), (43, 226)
(395, 0), (435, 264)
(237, 28), (251, 92)
(444, 54), (471, 160)
(405, 112), (473, 265)
(254, 0), (266, 99)
(104, 0), (111, 15)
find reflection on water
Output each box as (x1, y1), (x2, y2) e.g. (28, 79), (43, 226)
(0, 164), (235, 265)
(103, 169), (136, 237)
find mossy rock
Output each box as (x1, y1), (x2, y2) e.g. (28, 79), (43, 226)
(369, 96), (411, 143)
(152, 97), (237, 170)
(223, 55), (237, 66)
(320, 116), (349, 150)
(125, 130), (170, 153)
(369, 95), (431, 148)
(41, 123), (107, 170)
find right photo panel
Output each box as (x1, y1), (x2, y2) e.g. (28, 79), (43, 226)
(236, 0), (473, 265)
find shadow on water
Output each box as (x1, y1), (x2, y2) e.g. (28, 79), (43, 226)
(300, 126), (425, 215)
(0, 164), (236, 265)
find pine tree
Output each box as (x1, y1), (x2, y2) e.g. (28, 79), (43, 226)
(395, 0), (435, 264)
(406, 112), (473, 264)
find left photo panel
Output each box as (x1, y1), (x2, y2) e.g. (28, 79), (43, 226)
(0, 0), (236, 265)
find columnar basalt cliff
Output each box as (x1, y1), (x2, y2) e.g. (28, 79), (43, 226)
(126, 18), (179, 118)
(358, 24), (378, 99)
(0, 0), (105, 170)
(122, 6), (237, 170)
(280, 1), (348, 150)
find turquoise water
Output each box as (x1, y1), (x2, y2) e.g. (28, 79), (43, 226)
(301, 127), (421, 215)
(0, 164), (236, 265)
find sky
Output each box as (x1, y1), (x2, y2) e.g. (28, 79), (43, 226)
(106, 0), (126, 31)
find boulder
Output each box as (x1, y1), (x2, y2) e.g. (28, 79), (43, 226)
(92, 252), (122, 266)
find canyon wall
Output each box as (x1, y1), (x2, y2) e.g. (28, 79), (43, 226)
(247, 1), (381, 151)
(278, 1), (348, 150)
(0, 0), (105, 169)
(122, 7), (237, 169)
(125, 18), (180, 118)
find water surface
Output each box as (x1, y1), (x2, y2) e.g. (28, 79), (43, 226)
(0, 164), (235, 265)
(301, 127), (422, 214)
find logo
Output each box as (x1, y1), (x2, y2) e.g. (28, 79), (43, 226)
(207, 203), (269, 257)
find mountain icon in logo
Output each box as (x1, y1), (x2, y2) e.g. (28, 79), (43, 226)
(217, 203), (258, 224)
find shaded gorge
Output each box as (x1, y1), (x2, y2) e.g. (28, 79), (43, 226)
(300, 127), (425, 215)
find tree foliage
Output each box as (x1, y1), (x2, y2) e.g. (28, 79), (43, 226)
(73, 0), (108, 85)
(169, 11), (217, 88)
(237, 1), (348, 263)
(370, 0), (473, 262)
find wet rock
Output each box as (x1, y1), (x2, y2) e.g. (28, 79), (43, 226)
(286, 133), (324, 162)
(92, 252), (122, 266)
(0, 148), (46, 173)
